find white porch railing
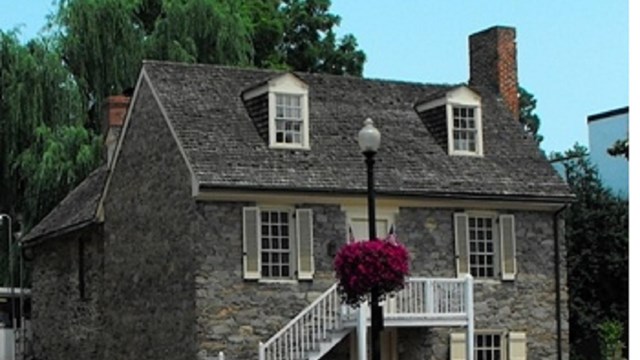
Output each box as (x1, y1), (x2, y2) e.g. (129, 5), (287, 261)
(259, 283), (344, 360)
(258, 276), (474, 360)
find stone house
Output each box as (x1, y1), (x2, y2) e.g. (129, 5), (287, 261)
(22, 26), (573, 360)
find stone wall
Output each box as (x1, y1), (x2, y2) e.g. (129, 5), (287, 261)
(102, 80), (198, 360)
(396, 207), (569, 360)
(193, 204), (568, 360)
(193, 203), (345, 359)
(30, 228), (102, 360)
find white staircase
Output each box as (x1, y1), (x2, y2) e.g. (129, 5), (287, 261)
(259, 276), (474, 360)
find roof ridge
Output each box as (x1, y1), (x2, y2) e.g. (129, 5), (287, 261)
(142, 60), (459, 89)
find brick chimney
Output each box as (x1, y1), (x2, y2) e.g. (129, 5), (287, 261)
(469, 26), (519, 119)
(102, 95), (130, 166)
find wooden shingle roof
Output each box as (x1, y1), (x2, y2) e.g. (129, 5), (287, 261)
(144, 61), (571, 200)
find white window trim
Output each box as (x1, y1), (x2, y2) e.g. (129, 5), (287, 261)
(415, 86), (483, 157)
(257, 206), (297, 283)
(269, 91), (309, 149)
(466, 210), (500, 280)
(448, 103), (483, 156)
(474, 330), (507, 360)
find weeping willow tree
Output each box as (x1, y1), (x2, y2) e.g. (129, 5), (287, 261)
(145, 0), (254, 65)
(54, 0), (145, 131)
(0, 31), (99, 229)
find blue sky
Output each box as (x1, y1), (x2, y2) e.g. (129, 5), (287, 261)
(0, 0), (628, 154)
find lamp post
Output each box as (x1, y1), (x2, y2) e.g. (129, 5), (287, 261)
(358, 118), (383, 360)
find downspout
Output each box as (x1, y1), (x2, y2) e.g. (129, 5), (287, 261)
(554, 204), (569, 360)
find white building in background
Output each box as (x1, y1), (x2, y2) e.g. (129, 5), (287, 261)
(587, 107), (629, 199)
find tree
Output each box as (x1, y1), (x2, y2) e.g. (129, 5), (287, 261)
(280, 0), (366, 75)
(607, 138), (628, 159)
(555, 144), (628, 360)
(54, 0), (145, 131)
(144, 0), (254, 66)
(0, 31), (99, 228)
(519, 86), (543, 144)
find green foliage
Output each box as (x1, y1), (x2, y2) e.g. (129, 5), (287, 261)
(55, 0), (144, 130)
(15, 125), (102, 229)
(599, 319), (625, 360)
(0, 31), (100, 229)
(144, 0), (254, 65)
(280, 0), (365, 75)
(518, 86), (543, 144)
(607, 138), (628, 160)
(556, 144), (628, 360)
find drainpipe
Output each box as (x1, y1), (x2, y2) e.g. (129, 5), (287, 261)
(554, 204), (569, 360)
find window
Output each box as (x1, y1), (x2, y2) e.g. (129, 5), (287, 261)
(243, 207), (314, 281)
(452, 106), (478, 153)
(275, 94), (303, 145)
(454, 213), (517, 280)
(475, 333), (503, 360)
(260, 210), (292, 278)
(450, 332), (527, 360)
(468, 215), (496, 278)
(414, 86), (483, 156)
(241, 73), (310, 149)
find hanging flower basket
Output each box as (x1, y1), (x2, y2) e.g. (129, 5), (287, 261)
(333, 234), (410, 307)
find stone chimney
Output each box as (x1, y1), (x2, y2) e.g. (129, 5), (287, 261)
(469, 26), (519, 119)
(102, 95), (130, 166)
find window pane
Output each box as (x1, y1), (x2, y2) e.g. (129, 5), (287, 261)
(261, 253), (269, 263)
(282, 266), (290, 277)
(272, 253), (280, 263)
(272, 266), (280, 277)
(261, 238), (269, 250)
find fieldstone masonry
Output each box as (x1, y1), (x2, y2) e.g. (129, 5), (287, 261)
(31, 230), (102, 360)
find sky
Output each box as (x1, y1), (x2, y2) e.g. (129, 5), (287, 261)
(0, 0), (629, 154)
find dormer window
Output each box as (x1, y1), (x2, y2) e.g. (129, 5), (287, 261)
(452, 106), (478, 153)
(275, 93), (303, 145)
(415, 86), (483, 156)
(242, 73), (309, 150)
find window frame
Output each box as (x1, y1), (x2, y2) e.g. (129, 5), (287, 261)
(415, 86), (483, 156)
(474, 331), (507, 360)
(258, 206), (297, 281)
(451, 105), (480, 154)
(273, 93), (305, 146)
(446, 98), (483, 156)
(466, 212), (499, 279)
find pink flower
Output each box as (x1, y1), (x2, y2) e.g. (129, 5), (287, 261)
(334, 235), (410, 307)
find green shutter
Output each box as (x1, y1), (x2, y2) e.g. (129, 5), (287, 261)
(296, 209), (314, 280)
(454, 213), (470, 277)
(243, 207), (260, 279)
(500, 214), (517, 280)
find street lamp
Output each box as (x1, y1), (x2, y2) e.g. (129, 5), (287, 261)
(357, 118), (383, 360)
